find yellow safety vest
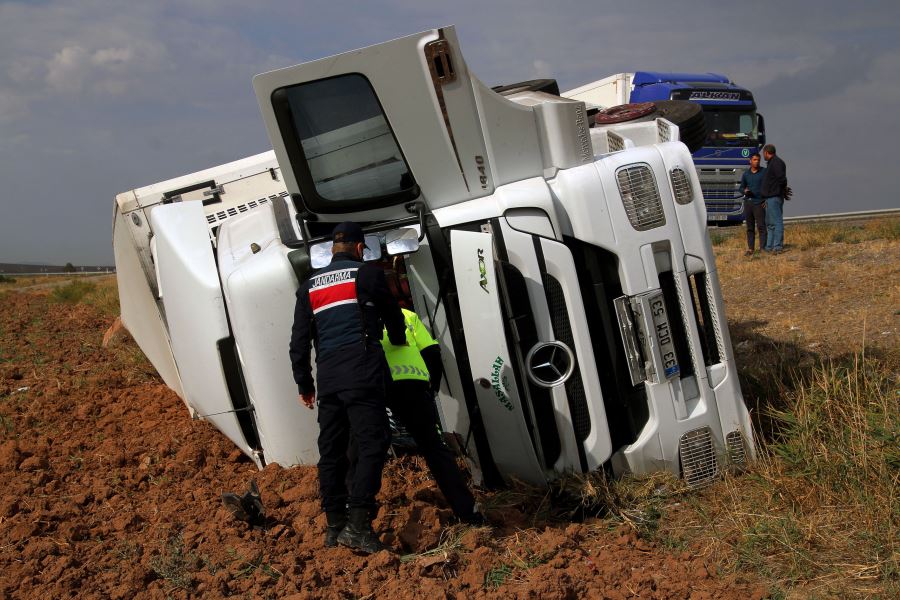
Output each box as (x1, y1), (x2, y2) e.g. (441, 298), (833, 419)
(381, 309), (437, 382)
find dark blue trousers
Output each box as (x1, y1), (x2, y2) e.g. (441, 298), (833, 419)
(347, 381), (476, 519)
(317, 388), (390, 513)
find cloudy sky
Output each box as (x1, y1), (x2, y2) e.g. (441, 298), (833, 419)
(1, 0), (898, 265)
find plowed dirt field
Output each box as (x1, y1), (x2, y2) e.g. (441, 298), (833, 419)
(1, 222), (896, 599)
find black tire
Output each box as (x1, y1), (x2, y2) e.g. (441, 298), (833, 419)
(492, 78), (560, 97)
(593, 99), (708, 153)
(650, 100), (707, 153)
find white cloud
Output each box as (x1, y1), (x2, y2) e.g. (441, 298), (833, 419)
(0, 0), (898, 263)
(46, 45), (90, 92)
(92, 46), (134, 67)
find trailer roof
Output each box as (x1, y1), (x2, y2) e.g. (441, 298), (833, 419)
(126, 150), (278, 201)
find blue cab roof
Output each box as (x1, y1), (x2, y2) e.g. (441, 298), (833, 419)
(630, 71), (754, 106)
(633, 72), (730, 86)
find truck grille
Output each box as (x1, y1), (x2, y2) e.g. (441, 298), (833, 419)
(564, 238), (649, 452)
(497, 261), (562, 469)
(679, 426), (719, 488)
(616, 165), (665, 231)
(700, 181), (742, 203)
(542, 274), (590, 443)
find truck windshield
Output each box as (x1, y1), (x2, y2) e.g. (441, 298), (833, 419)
(702, 108), (758, 147)
(274, 73), (416, 211)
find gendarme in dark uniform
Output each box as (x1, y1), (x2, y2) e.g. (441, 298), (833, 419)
(290, 221), (405, 553)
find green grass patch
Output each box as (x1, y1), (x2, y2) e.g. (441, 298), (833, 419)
(0, 413), (14, 437)
(484, 563), (513, 589)
(80, 277), (120, 317)
(483, 551), (545, 590)
(149, 534), (194, 591)
(51, 280), (97, 304)
(709, 231), (728, 246)
(0, 274), (16, 283)
(232, 552), (282, 580)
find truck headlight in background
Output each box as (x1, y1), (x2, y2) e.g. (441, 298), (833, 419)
(616, 164), (665, 231)
(669, 167), (693, 205)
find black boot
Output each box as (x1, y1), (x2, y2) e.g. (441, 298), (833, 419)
(324, 511), (347, 548)
(336, 507), (386, 554)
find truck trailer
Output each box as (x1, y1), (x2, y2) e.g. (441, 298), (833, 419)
(112, 27), (754, 489)
(564, 72), (766, 225)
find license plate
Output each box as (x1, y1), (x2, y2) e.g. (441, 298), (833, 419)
(707, 214), (728, 221)
(648, 293), (680, 379)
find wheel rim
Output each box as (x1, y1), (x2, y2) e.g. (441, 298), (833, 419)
(594, 102), (656, 124)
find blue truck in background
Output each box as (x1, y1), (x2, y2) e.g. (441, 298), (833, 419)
(564, 72), (766, 224)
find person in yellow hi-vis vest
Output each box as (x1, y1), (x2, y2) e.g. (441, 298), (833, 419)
(380, 309), (483, 524)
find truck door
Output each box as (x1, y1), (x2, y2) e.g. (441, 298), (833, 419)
(252, 26), (493, 223)
(450, 228), (547, 485)
(150, 202), (257, 464)
(252, 27), (509, 483)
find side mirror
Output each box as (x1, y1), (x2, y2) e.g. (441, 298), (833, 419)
(385, 227), (420, 255)
(757, 113), (766, 147)
(309, 234), (383, 269)
(362, 234), (382, 262)
(309, 242), (332, 269)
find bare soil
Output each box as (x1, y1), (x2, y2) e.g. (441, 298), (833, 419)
(4, 222), (896, 599)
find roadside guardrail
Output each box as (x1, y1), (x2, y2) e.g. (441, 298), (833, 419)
(784, 208), (900, 224)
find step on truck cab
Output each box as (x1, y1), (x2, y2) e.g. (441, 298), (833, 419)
(564, 72), (766, 225)
(113, 27), (754, 488)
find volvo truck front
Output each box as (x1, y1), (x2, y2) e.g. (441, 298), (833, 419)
(564, 72), (766, 225)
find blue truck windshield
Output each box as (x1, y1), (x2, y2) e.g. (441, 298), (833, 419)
(702, 108), (758, 147)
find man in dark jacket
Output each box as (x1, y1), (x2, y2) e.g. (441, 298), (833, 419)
(760, 144), (788, 253)
(740, 152), (767, 255)
(290, 221), (406, 553)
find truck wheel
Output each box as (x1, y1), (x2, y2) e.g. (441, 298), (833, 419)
(650, 100), (707, 153)
(594, 100), (707, 153)
(492, 79), (560, 97)
(594, 102), (657, 124)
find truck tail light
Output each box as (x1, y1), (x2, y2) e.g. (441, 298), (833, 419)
(670, 167), (693, 205)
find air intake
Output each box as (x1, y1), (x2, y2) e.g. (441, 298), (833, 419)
(670, 168), (693, 205)
(607, 131), (625, 152)
(725, 430), (747, 466)
(678, 426), (719, 488)
(616, 165), (665, 231)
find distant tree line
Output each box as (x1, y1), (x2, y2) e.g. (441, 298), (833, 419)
(0, 262), (115, 274)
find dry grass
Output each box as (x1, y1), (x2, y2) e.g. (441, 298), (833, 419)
(604, 218), (900, 598)
(0, 273), (112, 291)
(712, 217), (900, 254)
(79, 275), (120, 318)
(654, 355), (899, 598)
(548, 219), (900, 597)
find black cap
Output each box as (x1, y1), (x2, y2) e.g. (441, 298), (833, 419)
(331, 221), (365, 244)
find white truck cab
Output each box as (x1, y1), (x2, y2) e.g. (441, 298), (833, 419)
(113, 26), (754, 487)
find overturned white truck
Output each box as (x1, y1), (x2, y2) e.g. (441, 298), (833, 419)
(112, 27), (754, 488)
